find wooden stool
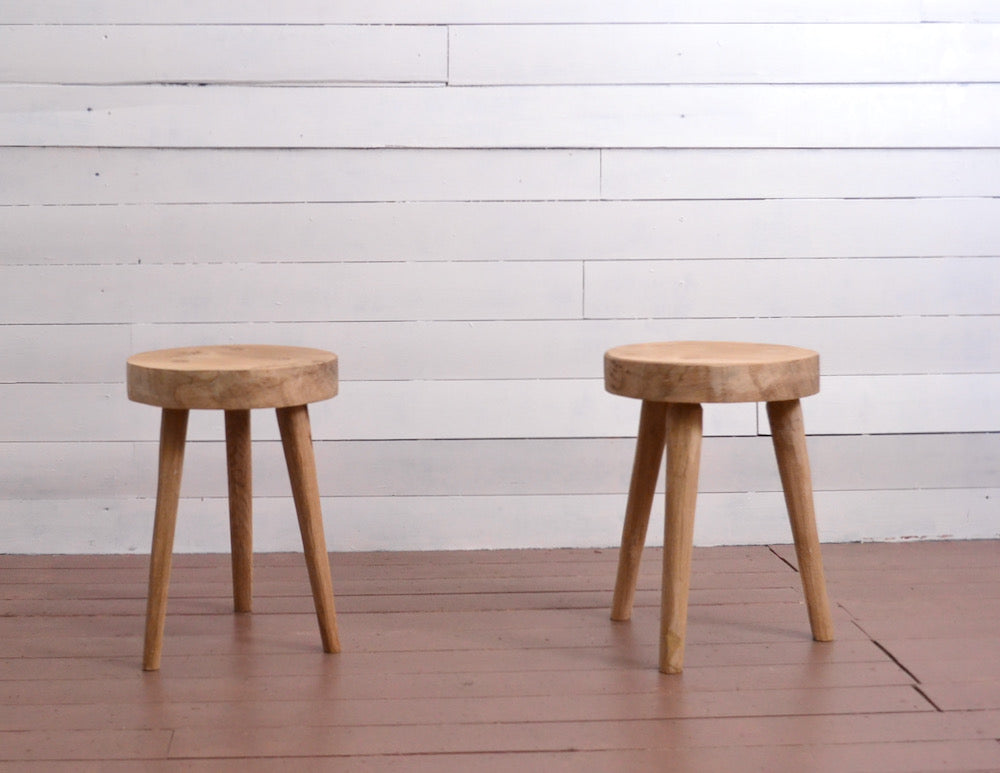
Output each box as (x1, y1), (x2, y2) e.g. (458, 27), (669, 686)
(127, 345), (341, 670)
(604, 341), (834, 673)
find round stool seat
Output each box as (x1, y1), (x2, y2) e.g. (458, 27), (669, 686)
(127, 345), (338, 410)
(605, 341), (818, 404)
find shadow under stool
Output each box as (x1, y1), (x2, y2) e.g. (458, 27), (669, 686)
(127, 344), (341, 670)
(604, 341), (834, 674)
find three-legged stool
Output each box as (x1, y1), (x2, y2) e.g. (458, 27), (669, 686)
(127, 345), (341, 670)
(604, 341), (834, 673)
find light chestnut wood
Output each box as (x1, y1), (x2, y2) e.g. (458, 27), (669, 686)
(127, 345), (337, 410)
(130, 345), (341, 669)
(142, 408), (188, 671)
(606, 341), (832, 673)
(660, 403), (702, 674)
(611, 400), (667, 622)
(605, 341), (819, 403)
(277, 404), (341, 654)
(225, 410), (253, 614)
(767, 399), (835, 642)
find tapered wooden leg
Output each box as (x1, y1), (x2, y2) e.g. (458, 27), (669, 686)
(660, 403), (702, 674)
(611, 400), (668, 621)
(276, 404), (341, 654)
(143, 408), (189, 671)
(767, 399), (834, 643)
(225, 409), (253, 613)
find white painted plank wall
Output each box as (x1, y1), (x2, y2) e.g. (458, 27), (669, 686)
(1, 2), (997, 552)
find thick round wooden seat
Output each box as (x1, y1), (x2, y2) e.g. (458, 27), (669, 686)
(127, 344), (338, 410)
(604, 341), (833, 674)
(126, 345), (341, 670)
(605, 341), (819, 403)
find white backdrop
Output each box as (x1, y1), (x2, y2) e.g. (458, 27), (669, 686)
(2, 2), (998, 552)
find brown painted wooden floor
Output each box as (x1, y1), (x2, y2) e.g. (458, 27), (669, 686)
(2, 540), (999, 771)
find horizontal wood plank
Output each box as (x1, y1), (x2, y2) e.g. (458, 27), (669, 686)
(5, 199), (996, 264)
(2, 488), (997, 553)
(791, 374), (1000, 435)
(451, 24), (1000, 85)
(0, 148), (599, 205)
(584, 257), (1000, 318)
(3, 433), (998, 501)
(0, 324), (130, 383)
(7, 148), (1000, 205)
(5, 1), (999, 24)
(601, 148), (1000, 200)
(3, 84), (998, 148)
(0, 25), (446, 85)
(0, 262), (584, 323)
(5, 315), (1000, 386)
(3, 739), (998, 772)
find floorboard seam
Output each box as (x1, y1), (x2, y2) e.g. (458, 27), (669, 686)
(766, 545), (798, 573)
(846, 616), (944, 714)
(164, 728), (177, 758)
(910, 684), (944, 713)
(870, 639), (923, 685)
